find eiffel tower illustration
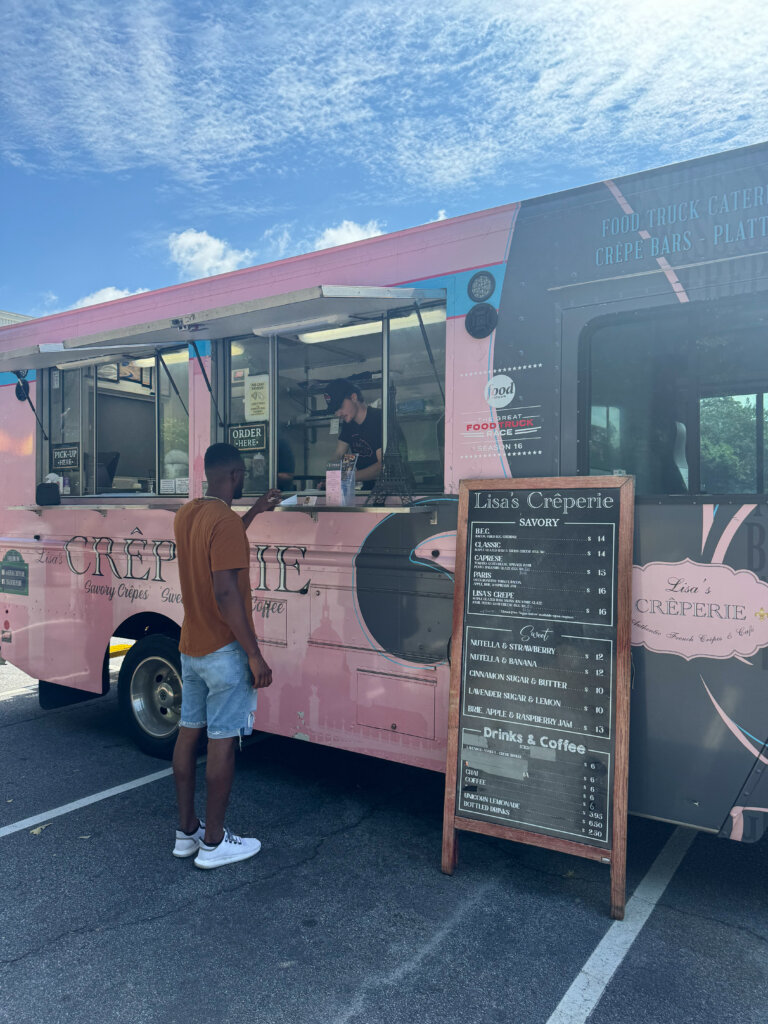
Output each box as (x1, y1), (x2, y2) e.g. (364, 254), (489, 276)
(366, 383), (414, 506)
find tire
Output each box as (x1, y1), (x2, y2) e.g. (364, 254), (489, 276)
(118, 634), (183, 759)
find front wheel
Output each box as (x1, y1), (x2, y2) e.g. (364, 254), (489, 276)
(118, 634), (183, 759)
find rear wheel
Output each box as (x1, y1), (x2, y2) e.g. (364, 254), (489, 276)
(118, 634), (182, 759)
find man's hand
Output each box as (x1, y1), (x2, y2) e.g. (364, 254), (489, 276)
(252, 488), (282, 514)
(242, 488), (282, 528)
(249, 651), (273, 689)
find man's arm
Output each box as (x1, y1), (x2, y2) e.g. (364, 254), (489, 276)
(241, 488), (282, 531)
(355, 448), (383, 481)
(212, 568), (272, 687)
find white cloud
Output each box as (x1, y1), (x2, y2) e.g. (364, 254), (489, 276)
(72, 286), (148, 308)
(167, 229), (254, 279)
(2, 0), (768, 196)
(431, 210), (448, 222)
(260, 223), (296, 261)
(313, 219), (384, 250)
(164, 221), (382, 283)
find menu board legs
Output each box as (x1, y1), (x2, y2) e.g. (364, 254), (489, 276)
(442, 477), (633, 919)
(441, 826), (458, 874)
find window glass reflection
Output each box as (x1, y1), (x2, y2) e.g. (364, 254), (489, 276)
(229, 337), (271, 494)
(388, 309), (446, 493)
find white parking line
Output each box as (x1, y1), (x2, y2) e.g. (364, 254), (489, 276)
(0, 735), (269, 838)
(0, 685), (38, 701)
(546, 826), (696, 1024)
(0, 767), (175, 839)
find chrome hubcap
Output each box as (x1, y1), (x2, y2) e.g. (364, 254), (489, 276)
(129, 656), (182, 738)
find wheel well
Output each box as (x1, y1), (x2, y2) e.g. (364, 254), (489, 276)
(112, 612), (181, 643)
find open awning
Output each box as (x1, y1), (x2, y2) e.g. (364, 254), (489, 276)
(63, 284), (445, 347)
(0, 285), (445, 375)
(0, 339), (178, 374)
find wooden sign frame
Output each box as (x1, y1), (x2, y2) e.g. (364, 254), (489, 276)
(442, 476), (634, 919)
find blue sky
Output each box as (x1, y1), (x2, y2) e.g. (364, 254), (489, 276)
(2, 0), (768, 317)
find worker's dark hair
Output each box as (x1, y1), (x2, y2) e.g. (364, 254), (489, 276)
(325, 378), (364, 410)
(204, 443), (244, 474)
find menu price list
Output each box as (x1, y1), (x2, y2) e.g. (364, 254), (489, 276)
(468, 521), (615, 625)
(462, 624), (612, 740)
(458, 726), (610, 845)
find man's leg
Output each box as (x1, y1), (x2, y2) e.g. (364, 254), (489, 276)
(203, 737), (237, 845)
(173, 726), (204, 834)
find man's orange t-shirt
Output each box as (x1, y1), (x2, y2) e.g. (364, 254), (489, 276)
(174, 498), (253, 657)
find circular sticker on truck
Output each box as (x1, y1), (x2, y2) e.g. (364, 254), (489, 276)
(484, 374), (516, 408)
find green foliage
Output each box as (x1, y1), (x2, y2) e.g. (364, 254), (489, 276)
(699, 395), (761, 493)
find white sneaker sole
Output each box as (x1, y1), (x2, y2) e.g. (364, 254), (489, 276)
(194, 841), (261, 869)
(172, 844), (201, 859)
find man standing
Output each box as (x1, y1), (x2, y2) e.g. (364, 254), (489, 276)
(325, 379), (383, 489)
(171, 443), (281, 869)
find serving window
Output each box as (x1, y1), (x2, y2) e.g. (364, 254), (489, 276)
(581, 293), (768, 495)
(227, 336), (272, 494)
(43, 346), (189, 497)
(223, 303), (446, 495)
(276, 324), (383, 492)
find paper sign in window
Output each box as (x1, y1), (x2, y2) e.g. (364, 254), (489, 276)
(245, 374), (270, 421)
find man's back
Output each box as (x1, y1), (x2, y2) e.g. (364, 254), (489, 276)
(174, 498), (251, 657)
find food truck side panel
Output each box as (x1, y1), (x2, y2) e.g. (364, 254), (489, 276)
(488, 141), (768, 839)
(631, 502), (768, 839)
(0, 371), (37, 676)
(0, 499), (458, 770)
(0, 371), (36, 503)
(0, 207), (520, 771)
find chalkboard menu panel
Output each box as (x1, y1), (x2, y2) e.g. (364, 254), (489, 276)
(442, 477), (634, 919)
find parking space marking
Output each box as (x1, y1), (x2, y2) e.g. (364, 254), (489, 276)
(0, 766), (175, 839)
(546, 826), (696, 1024)
(0, 685), (38, 701)
(0, 735), (272, 838)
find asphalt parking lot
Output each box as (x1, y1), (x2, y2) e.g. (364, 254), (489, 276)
(0, 658), (766, 1024)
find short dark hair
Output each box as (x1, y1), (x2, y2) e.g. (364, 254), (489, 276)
(325, 379), (364, 411)
(204, 443), (244, 474)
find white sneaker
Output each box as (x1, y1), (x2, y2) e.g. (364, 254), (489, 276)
(194, 828), (261, 869)
(173, 819), (206, 858)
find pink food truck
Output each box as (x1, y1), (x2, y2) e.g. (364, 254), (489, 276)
(2, 141), (768, 843)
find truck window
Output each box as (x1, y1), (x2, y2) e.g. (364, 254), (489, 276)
(44, 347), (189, 497)
(277, 326), (383, 492)
(90, 359), (157, 492)
(228, 336), (272, 494)
(48, 367), (86, 496)
(157, 350), (190, 495)
(225, 306), (445, 494)
(388, 308), (445, 493)
(699, 393), (765, 494)
(583, 294), (768, 495)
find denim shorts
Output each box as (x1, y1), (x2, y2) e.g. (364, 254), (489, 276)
(179, 641), (257, 740)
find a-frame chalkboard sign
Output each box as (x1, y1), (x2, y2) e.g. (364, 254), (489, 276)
(442, 477), (634, 919)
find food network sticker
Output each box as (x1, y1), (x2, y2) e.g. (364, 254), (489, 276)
(485, 374), (515, 408)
